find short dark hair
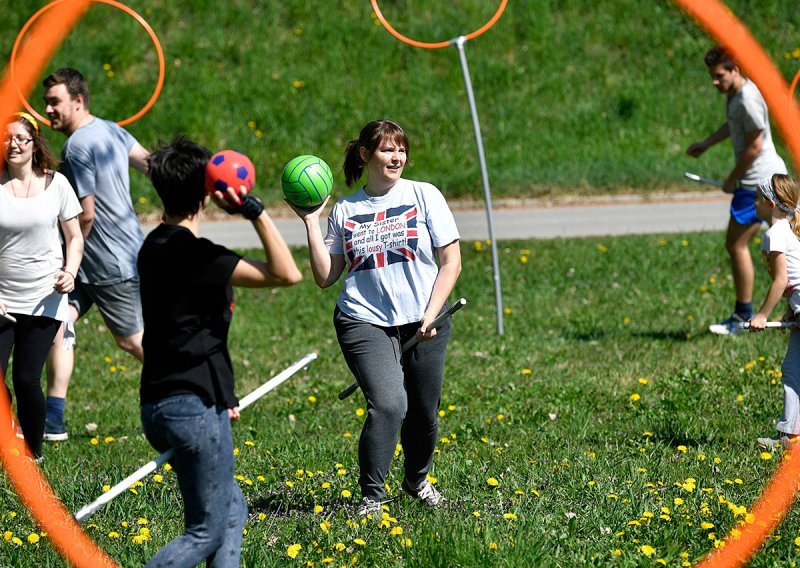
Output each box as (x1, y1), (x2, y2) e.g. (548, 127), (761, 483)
(148, 136), (211, 218)
(704, 46), (737, 71)
(42, 68), (90, 107)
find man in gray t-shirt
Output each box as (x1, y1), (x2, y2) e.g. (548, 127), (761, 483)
(686, 46), (787, 336)
(41, 68), (150, 440)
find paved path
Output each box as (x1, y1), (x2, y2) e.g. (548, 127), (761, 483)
(142, 192), (732, 248)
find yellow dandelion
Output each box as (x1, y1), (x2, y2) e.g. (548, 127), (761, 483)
(677, 445), (687, 453)
(308, 396), (317, 403)
(90, 438), (99, 445)
(153, 474), (163, 483)
(291, 80), (305, 89)
(630, 393), (640, 402)
(341, 489), (352, 498)
(314, 505), (323, 514)
(108, 531), (120, 539)
(355, 408), (365, 417)
(26, 533), (39, 544)
(640, 544), (656, 557)
(287, 543), (301, 558)
(486, 477), (499, 487)
(353, 538), (366, 546)
(521, 368), (532, 375)
(390, 526), (403, 536)
(503, 513), (517, 520)
(760, 452), (773, 460)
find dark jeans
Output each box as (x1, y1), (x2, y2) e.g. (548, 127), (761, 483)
(334, 307), (451, 500)
(0, 314), (60, 457)
(141, 394), (247, 568)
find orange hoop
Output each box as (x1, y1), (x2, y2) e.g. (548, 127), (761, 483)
(369, 0), (508, 49)
(791, 68), (800, 143)
(10, 0), (165, 127)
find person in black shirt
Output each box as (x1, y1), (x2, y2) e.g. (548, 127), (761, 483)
(138, 137), (301, 567)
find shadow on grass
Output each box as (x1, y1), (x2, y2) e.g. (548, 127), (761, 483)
(562, 327), (692, 342)
(250, 492), (342, 517)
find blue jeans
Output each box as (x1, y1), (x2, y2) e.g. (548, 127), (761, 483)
(141, 394), (247, 568)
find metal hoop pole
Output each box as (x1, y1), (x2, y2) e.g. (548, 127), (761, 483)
(452, 36), (504, 335)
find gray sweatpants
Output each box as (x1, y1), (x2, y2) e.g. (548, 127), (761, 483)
(334, 306), (451, 501)
(778, 328), (800, 435)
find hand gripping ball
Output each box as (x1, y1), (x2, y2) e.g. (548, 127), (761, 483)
(281, 155), (333, 207)
(205, 150), (256, 196)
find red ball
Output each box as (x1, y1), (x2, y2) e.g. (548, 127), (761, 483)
(205, 150), (256, 196)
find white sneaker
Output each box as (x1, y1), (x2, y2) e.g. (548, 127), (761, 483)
(758, 433), (799, 449)
(402, 479), (443, 507)
(708, 313), (748, 336)
(356, 497), (382, 516)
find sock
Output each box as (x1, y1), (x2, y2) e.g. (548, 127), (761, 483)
(46, 397), (65, 424)
(735, 301), (753, 319)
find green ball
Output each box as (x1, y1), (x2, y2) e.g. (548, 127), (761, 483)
(281, 155), (333, 207)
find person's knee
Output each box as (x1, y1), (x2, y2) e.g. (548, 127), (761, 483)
(370, 396), (407, 425)
(114, 333), (143, 357)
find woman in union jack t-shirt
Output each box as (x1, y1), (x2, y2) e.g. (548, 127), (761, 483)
(290, 119), (461, 516)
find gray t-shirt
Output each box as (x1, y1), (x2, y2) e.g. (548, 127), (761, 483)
(60, 117), (144, 285)
(727, 79), (787, 187)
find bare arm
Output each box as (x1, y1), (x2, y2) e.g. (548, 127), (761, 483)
(128, 143), (150, 176)
(229, 211), (303, 287)
(287, 197), (346, 288)
(723, 130), (763, 193)
(77, 194), (95, 239)
(687, 122), (730, 157)
(54, 216), (84, 294)
(417, 239), (462, 342)
(750, 251), (787, 331)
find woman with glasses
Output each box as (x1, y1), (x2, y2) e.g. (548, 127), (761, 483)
(0, 112), (83, 462)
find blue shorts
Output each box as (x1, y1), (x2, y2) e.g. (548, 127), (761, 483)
(730, 187), (763, 226)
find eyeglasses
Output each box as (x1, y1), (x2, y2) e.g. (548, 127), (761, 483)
(3, 136), (33, 147)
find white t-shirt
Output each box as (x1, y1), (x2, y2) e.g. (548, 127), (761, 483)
(761, 219), (800, 314)
(0, 172), (82, 320)
(325, 178), (460, 326)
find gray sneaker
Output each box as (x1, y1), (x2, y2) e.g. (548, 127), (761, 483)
(356, 497), (383, 516)
(402, 479), (443, 507)
(758, 433), (799, 449)
(44, 419), (68, 442)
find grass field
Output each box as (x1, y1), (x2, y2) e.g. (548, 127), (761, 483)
(2, 229), (800, 566)
(2, 0), (799, 210)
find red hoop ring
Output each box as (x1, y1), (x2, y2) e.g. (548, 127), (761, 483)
(370, 0), (508, 50)
(10, 0), (165, 127)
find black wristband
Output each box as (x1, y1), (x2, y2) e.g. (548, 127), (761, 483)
(224, 195), (264, 220)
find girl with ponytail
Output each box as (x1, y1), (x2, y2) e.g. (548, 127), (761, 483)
(751, 174), (800, 447)
(289, 119), (461, 515)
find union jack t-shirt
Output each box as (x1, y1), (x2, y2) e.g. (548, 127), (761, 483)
(325, 178), (459, 326)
